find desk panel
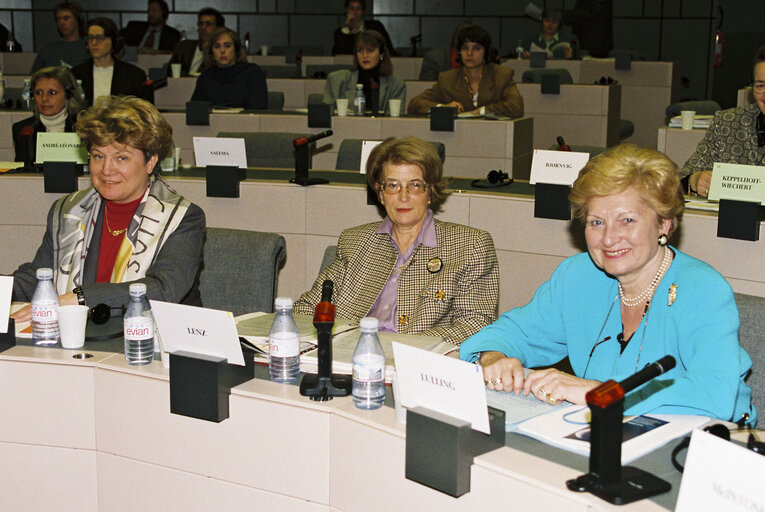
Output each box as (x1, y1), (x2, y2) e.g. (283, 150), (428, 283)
(656, 127), (706, 168)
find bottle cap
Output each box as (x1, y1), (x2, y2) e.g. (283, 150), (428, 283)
(274, 297), (293, 309)
(36, 267), (53, 279)
(359, 317), (379, 331)
(129, 282), (147, 295)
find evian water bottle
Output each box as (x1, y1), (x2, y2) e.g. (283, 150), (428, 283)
(269, 297), (300, 383)
(31, 268), (60, 346)
(123, 283), (154, 365)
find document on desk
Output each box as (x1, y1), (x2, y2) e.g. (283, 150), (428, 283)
(10, 302), (31, 338)
(235, 313), (453, 382)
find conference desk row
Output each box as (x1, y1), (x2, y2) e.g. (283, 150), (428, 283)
(1, 172), (763, 317)
(0, 341), (684, 511)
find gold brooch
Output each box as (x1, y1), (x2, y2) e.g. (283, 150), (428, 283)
(434, 289), (446, 301)
(427, 257), (443, 273)
(668, 284), (677, 306)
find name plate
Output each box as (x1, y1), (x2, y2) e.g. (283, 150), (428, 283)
(675, 428), (765, 511)
(709, 163), (765, 204)
(0, 276), (11, 334)
(392, 342), (489, 434)
(193, 136), (247, 169)
(529, 149), (589, 185)
(359, 140), (382, 173)
(150, 300), (244, 366)
(35, 133), (88, 164)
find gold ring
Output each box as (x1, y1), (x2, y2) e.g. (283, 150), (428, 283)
(490, 377), (502, 386)
(539, 387), (550, 398)
(547, 396), (557, 405)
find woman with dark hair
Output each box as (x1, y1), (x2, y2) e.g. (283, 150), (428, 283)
(461, 144), (756, 426)
(407, 24), (523, 117)
(332, 0), (397, 56)
(71, 17), (153, 106)
(190, 27), (267, 109)
(12, 66), (85, 163)
(31, 2), (89, 72)
(322, 30), (405, 115)
(11, 96), (205, 321)
(522, 9), (574, 59)
(294, 136), (499, 345)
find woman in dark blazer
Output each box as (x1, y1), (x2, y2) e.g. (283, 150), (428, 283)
(71, 17), (153, 106)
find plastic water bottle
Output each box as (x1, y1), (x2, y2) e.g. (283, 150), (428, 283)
(123, 283), (154, 365)
(21, 79), (31, 110)
(515, 39), (524, 60)
(353, 83), (366, 116)
(269, 297), (300, 383)
(31, 268), (60, 346)
(352, 317), (386, 410)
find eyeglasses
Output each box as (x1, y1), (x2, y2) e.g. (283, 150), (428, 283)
(752, 81), (765, 94)
(379, 179), (428, 195)
(197, 21), (216, 27)
(87, 35), (107, 43)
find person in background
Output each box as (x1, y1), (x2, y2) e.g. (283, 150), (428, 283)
(563, 0), (612, 58)
(461, 144), (756, 426)
(681, 45), (765, 197)
(31, 2), (90, 72)
(294, 137), (499, 345)
(190, 27), (267, 109)
(522, 8), (573, 60)
(10, 96), (205, 321)
(407, 24), (524, 118)
(322, 30), (405, 115)
(120, 0), (181, 53)
(169, 7), (224, 76)
(418, 21), (475, 82)
(12, 66), (84, 163)
(332, 0), (398, 57)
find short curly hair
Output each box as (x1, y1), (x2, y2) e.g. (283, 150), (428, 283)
(569, 143), (684, 235)
(75, 95), (173, 173)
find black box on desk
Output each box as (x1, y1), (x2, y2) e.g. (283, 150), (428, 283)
(186, 101), (212, 126)
(43, 161), (79, 194)
(430, 106), (456, 132)
(206, 165), (245, 198)
(308, 103), (332, 128)
(534, 183), (571, 220)
(717, 199), (761, 241)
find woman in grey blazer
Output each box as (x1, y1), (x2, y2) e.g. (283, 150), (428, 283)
(322, 30), (405, 116)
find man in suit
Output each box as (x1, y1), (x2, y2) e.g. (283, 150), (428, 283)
(120, 0), (180, 53)
(168, 7), (224, 76)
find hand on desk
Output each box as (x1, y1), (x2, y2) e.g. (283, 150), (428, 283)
(10, 292), (78, 323)
(480, 351), (600, 405)
(690, 170), (713, 197)
(441, 101), (464, 113)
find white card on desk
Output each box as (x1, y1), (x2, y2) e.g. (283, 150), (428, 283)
(708, 162), (765, 205)
(35, 132), (88, 164)
(150, 301), (244, 366)
(529, 149), (589, 185)
(359, 140), (382, 174)
(0, 276), (12, 334)
(392, 342), (490, 434)
(675, 428), (765, 511)
(193, 136), (247, 169)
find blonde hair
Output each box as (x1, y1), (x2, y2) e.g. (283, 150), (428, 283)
(569, 143), (684, 234)
(76, 95), (172, 172)
(31, 66), (84, 118)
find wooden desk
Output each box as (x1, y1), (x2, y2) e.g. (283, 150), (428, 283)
(2, 174), (763, 317)
(656, 127), (706, 168)
(502, 60), (680, 149)
(0, 344), (673, 511)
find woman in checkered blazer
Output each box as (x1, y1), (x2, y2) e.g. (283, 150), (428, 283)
(293, 136), (499, 345)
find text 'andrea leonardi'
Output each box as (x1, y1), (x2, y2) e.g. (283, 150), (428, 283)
(41, 143), (84, 148)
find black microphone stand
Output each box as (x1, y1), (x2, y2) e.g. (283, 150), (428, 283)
(566, 357), (676, 505)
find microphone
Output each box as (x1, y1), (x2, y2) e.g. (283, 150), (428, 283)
(293, 129), (333, 147)
(313, 280), (336, 324)
(20, 125), (35, 170)
(142, 78), (167, 90)
(619, 355), (676, 394)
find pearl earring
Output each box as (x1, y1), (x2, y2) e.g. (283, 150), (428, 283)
(658, 234), (668, 246)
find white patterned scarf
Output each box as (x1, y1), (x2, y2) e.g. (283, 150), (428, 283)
(51, 176), (191, 295)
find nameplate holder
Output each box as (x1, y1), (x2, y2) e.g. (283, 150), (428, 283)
(308, 103), (332, 128)
(530, 51), (547, 68)
(169, 350), (254, 422)
(43, 161), (79, 194)
(717, 199), (760, 241)
(675, 428), (765, 511)
(535, 183), (571, 220)
(194, 136), (247, 168)
(530, 149), (589, 185)
(614, 52), (632, 70)
(541, 73), (561, 94)
(0, 318), (16, 353)
(206, 165), (243, 197)
(186, 101), (212, 126)
(430, 106), (456, 132)
(405, 406), (505, 497)
(36, 132), (88, 165)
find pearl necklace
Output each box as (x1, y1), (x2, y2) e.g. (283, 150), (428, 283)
(618, 246), (671, 307)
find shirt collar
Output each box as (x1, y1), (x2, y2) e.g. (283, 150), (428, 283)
(375, 209), (437, 249)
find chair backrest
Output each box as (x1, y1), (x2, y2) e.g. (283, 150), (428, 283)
(521, 68), (574, 84)
(735, 292), (765, 422)
(200, 227), (286, 316)
(306, 64), (352, 79)
(307, 93), (324, 105)
(261, 64), (298, 79)
(217, 131), (311, 168)
(266, 91), (285, 111)
(665, 100), (722, 119)
(335, 139), (446, 171)
(320, 245), (337, 272)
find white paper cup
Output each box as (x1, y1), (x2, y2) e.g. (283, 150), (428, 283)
(57, 305), (88, 349)
(174, 146), (181, 170)
(388, 98), (402, 117)
(261, 45), (269, 56)
(680, 110), (695, 130)
(170, 63), (181, 78)
(336, 98), (349, 116)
